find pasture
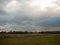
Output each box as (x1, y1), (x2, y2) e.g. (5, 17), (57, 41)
(0, 34), (60, 45)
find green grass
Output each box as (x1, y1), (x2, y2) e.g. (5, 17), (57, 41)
(0, 34), (60, 45)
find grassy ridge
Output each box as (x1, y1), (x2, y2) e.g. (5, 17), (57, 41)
(0, 34), (60, 45)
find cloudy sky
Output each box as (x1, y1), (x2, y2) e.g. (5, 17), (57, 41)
(0, 0), (60, 32)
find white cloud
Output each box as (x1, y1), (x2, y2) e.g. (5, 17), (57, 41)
(2, 0), (60, 19)
(5, 0), (22, 13)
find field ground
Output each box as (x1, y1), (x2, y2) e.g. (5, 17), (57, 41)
(0, 34), (60, 45)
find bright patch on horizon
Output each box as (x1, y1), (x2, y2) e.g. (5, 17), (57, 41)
(40, 0), (56, 10)
(29, 0), (56, 10)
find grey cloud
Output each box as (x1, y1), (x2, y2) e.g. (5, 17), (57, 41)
(0, 9), (8, 15)
(0, 0), (60, 31)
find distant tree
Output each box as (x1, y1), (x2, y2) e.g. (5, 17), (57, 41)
(0, 31), (6, 34)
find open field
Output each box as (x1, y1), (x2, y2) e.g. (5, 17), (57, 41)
(0, 34), (60, 45)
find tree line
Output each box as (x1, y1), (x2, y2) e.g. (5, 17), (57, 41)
(0, 31), (60, 34)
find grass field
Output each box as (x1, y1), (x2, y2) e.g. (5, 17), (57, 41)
(0, 34), (60, 45)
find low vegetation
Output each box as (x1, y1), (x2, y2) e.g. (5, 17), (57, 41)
(0, 34), (60, 45)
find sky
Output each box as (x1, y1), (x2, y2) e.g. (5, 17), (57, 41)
(0, 0), (60, 32)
